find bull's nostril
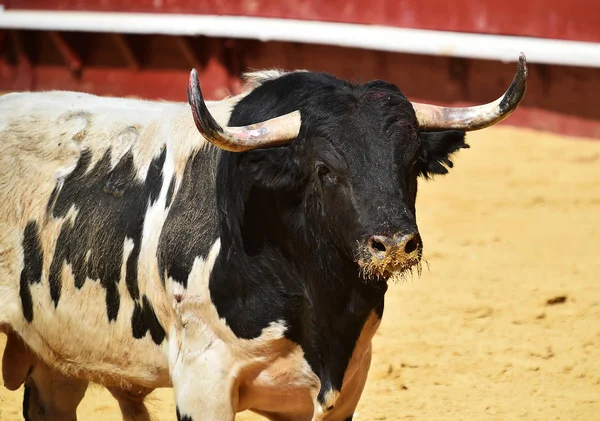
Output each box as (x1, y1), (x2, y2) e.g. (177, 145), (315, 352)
(369, 239), (387, 253)
(404, 237), (419, 254)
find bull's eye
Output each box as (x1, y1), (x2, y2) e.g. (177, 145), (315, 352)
(316, 163), (330, 179)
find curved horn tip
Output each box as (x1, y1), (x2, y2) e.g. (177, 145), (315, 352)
(187, 67), (224, 138)
(517, 53), (528, 77)
(515, 53), (528, 88)
(497, 52), (528, 115)
(413, 52), (529, 132)
(187, 68), (197, 104)
(187, 68), (203, 101)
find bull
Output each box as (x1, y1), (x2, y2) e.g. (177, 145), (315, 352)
(0, 55), (527, 421)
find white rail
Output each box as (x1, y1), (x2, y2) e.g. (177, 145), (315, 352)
(1, 10), (600, 68)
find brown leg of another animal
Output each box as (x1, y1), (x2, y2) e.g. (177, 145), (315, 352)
(23, 364), (88, 421)
(108, 386), (153, 421)
(23, 381), (43, 421)
(2, 329), (35, 391)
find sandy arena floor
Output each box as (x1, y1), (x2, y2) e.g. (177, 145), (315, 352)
(1, 126), (599, 420)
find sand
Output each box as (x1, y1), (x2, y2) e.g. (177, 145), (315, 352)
(1, 126), (599, 420)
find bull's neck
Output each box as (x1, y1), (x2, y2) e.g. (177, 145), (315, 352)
(209, 182), (386, 401)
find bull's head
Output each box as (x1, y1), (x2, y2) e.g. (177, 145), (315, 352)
(187, 55), (527, 284)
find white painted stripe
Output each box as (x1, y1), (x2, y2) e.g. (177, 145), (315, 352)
(1, 10), (600, 68)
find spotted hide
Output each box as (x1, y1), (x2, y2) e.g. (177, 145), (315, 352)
(0, 89), (246, 420)
(0, 64), (522, 421)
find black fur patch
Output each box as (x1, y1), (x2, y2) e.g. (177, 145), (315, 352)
(19, 221), (44, 322)
(131, 300), (146, 339)
(165, 177), (176, 209)
(162, 70), (462, 408)
(104, 151), (135, 198)
(419, 130), (469, 178)
(22, 384), (31, 421)
(131, 295), (166, 345)
(157, 149), (220, 288)
(208, 71), (395, 403)
(47, 147), (166, 321)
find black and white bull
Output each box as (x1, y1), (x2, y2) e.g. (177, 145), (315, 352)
(0, 55), (527, 421)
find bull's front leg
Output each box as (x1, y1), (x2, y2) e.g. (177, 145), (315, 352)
(169, 313), (237, 421)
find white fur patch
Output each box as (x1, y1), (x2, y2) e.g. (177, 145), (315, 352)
(242, 68), (309, 89)
(185, 238), (221, 298)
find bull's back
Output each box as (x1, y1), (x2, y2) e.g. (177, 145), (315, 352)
(0, 91), (179, 225)
(0, 91), (181, 387)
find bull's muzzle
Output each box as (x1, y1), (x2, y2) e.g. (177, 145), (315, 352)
(358, 232), (423, 282)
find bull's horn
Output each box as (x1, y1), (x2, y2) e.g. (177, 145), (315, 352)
(187, 68), (301, 152)
(413, 53), (528, 131)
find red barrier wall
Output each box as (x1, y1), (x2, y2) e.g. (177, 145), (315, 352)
(2, 32), (599, 138)
(1, 2), (599, 138)
(5, 0), (600, 42)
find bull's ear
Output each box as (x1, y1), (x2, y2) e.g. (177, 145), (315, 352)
(239, 147), (305, 191)
(419, 130), (469, 178)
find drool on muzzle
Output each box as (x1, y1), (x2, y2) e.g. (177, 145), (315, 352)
(359, 232), (423, 280)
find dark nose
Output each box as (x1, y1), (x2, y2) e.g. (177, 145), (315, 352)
(367, 232), (422, 258)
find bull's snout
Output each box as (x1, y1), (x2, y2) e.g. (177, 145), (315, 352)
(367, 232), (422, 260)
(358, 231), (423, 282)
